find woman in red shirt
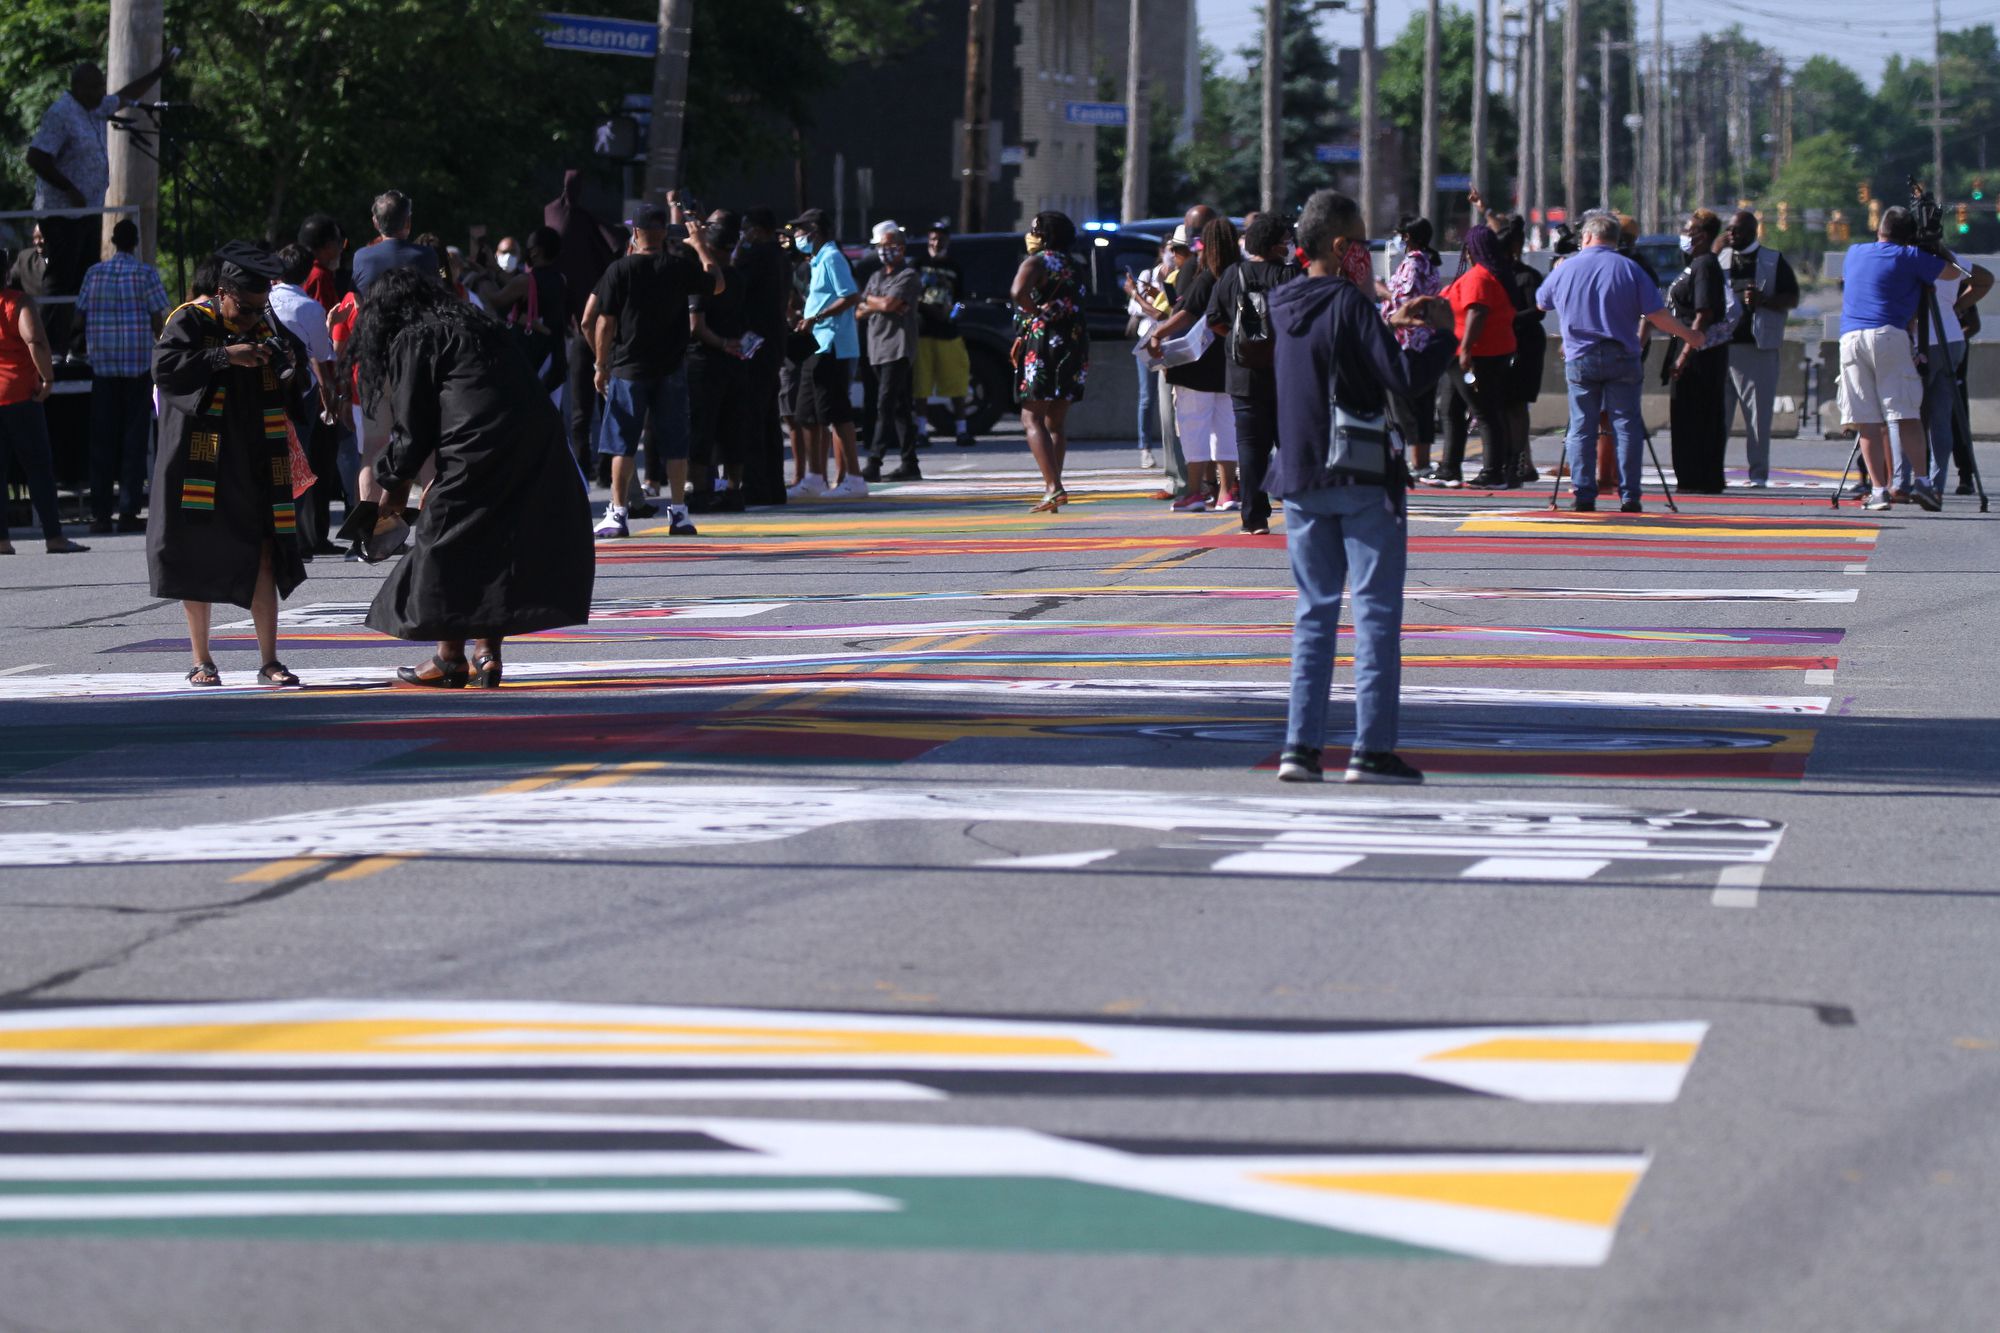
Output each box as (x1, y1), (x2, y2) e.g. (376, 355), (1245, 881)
(1434, 226), (1520, 489)
(0, 258), (87, 554)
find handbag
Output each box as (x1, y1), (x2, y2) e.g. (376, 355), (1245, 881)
(1325, 392), (1396, 485)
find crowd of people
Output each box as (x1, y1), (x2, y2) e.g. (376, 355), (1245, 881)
(2, 54), (1994, 779)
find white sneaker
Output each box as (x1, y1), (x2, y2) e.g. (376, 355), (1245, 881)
(592, 506), (629, 539)
(667, 504), (697, 536)
(1863, 489), (1893, 511)
(786, 475), (829, 501)
(827, 474), (869, 499)
(1140, 449), (1156, 469)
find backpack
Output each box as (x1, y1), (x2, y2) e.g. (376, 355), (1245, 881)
(1228, 260), (1298, 370)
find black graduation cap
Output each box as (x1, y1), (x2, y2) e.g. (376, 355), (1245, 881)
(214, 241), (283, 287)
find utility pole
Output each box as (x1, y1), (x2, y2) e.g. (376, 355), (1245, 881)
(104, 0), (162, 261)
(1534, 0), (1548, 234)
(1472, 0), (1488, 195)
(1261, 0), (1283, 212)
(641, 0), (694, 199)
(1932, 0), (1945, 192)
(1421, 0), (1440, 224)
(1626, 18), (1642, 221)
(1516, 6), (1533, 221)
(1361, 0), (1379, 232)
(1120, 0), (1146, 223)
(1598, 35), (1612, 208)
(959, 0), (994, 231)
(1648, 0), (1663, 229)
(1562, 0), (1579, 220)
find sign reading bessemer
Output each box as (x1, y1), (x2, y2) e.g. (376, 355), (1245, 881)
(543, 12), (657, 57)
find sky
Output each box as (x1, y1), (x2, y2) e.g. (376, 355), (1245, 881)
(1194, 0), (1993, 90)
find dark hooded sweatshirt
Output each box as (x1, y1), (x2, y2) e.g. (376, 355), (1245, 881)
(543, 169), (619, 325)
(1267, 273), (1457, 499)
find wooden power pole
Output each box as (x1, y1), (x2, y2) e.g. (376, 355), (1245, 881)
(1421, 0), (1440, 221)
(1562, 0), (1579, 219)
(960, 0), (994, 231)
(642, 0), (694, 199)
(1471, 0), (1488, 196)
(105, 0), (162, 261)
(1261, 0), (1283, 212)
(1361, 0), (1378, 232)
(1120, 0), (1146, 222)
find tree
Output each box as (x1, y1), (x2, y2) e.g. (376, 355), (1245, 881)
(1790, 56), (1875, 157)
(1176, 2), (1361, 216)
(1379, 6), (1517, 216)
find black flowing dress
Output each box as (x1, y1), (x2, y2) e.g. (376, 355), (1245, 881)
(148, 300), (308, 608)
(364, 319), (594, 641)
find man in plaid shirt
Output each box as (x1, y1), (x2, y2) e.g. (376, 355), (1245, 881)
(76, 219), (170, 532)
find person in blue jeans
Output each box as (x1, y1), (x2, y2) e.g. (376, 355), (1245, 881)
(1536, 213), (1698, 512)
(1266, 190), (1457, 785)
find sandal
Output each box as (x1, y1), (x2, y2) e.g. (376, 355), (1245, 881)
(395, 654), (469, 689)
(185, 661), (221, 687)
(258, 661), (301, 687)
(469, 652), (503, 689)
(1030, 489), (1068, 513)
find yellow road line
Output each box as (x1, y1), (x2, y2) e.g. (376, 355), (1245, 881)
(227, 858), (325, 884)
(324, 855), (415, 882)
(568, 761), (670, 789)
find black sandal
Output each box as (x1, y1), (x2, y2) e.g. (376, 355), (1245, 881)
(469, 653), (503, 689)
(185, 661), (221, 687)
(395, 654), (469, 689)
(258, 661), (301, 687)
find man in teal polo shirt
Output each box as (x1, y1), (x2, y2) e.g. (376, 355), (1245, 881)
(785, 208), (866, 500)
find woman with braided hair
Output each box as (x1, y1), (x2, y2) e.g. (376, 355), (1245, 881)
(147, 242), (307, 686)
(344, 265), (592, 688)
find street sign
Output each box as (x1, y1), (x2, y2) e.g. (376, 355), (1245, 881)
(1064, 101), (1128, 127)
(1438, 173), (1475, 191)
(1623, 113), (1645, 130)
(543, 12), (656, 58)
(1315, 143), (1362, 163)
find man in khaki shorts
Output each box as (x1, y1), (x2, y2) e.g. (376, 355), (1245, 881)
(1836, 207), (1968, 511)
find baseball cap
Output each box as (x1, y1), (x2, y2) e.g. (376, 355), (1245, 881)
(869, 220), (902, 245)
(626, 206), (670, 231)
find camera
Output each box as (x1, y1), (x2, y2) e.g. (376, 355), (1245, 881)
(1550, 222), (1580, 256)
(1906, 176), (1945, 252)
(232, 333), (297, 382)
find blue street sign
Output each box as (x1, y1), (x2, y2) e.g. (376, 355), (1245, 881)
(1064, 101), (1129, 127)
(1315, 143), (1362, 164)
(543, 12), (657, 58)
(1437, 173), (1475, 191)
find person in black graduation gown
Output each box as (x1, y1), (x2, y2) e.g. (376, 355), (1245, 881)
(345, 265), (593, 687)
(147, 242), (308, 687)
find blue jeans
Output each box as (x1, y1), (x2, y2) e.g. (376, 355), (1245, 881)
(1563, 342), (1645, 505)
(1283, 483), (1406, 755)
(1902, 341), (1965, 492)
(89, 375), (153, 521)
(1135, 358), (1159, 452)
(0, 399), (65, 543)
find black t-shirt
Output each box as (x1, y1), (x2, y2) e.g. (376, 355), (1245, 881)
(692, 264), (748, 346)
(592, 248), (711, 379)
(1670, 252), (1726, 328)
(1726, 248), (1798, 344)
(1210, 258), (1299, 399)
(1165, 266), (1228, 393)
(909, 251), (964, 340)
(738, 240), (792, 341)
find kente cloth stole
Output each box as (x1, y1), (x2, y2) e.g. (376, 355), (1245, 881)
(179, 299), (294, 534)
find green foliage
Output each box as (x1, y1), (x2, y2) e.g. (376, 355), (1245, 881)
(0, 0), (921, 255)
(1175, 1), (1364, 215)
(1771, 131), (1862, 214)
(1379, 6), (1517, 211)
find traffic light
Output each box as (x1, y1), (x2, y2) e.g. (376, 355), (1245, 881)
(1857, 182), (1871, 205)
(1957, 202), (1970, 234)
(1868, 198), (1881, 232)
(1974, 178), (1986, 201)
(1777, 200), (1791, 230)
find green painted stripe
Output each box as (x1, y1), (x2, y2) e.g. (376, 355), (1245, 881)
(0, 1176), (1453, 1258)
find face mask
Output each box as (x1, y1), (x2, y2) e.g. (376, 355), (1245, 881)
(876, 246), (900, 266)
(496, 252), (519, 273)
(1678, 234), (1694, 254)
(795, 235), (818, 257)
(1024, 233), (1044, 254)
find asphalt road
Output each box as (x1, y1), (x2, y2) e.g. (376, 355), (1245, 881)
(0, 432), (1996, 1333)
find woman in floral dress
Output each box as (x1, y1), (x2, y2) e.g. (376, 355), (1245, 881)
(1381, 215), (1444, 475)
(1009, 210), (1088, 511)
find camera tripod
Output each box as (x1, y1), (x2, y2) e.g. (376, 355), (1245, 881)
(1831, 283), (1987, 513)
(1546, 415), (1679, 512)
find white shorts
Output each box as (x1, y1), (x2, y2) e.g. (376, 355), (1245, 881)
(1171, 387), (1238, 463)
(1837, 326), (1925, 427)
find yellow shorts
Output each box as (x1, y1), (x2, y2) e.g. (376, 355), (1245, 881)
(915, 336), (971, 400)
